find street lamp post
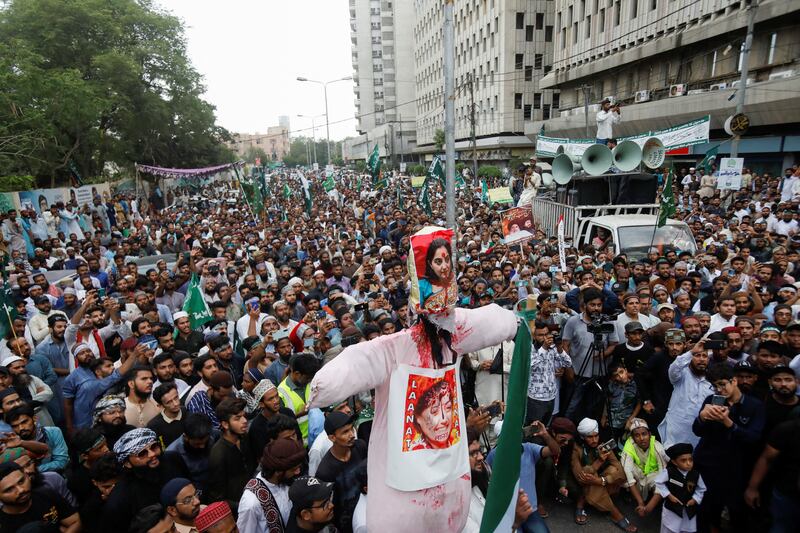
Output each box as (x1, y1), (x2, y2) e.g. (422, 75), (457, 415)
(297, 75), (352, 166)
(297, 114), (325, 167)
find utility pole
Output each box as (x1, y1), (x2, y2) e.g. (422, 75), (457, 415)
(444, 0), (456, 233)
(468, 73), (477, 183)
(388, 123), (396, 170)
(398, 112), (405, 165)
(730, 0), (758, 158)
(580, 85), (592, 138)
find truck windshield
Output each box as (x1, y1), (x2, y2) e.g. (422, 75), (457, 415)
(617, 225), (697, 259)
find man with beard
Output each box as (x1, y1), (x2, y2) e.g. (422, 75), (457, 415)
(156, 273), (185, 314)
(80, 454), (122, 532)
(187, 371), (234, 430)
(148, 383), (187, 448)
(248, 380), (298, 463)
(285, 476), (338, 533)
(66, 292), (131, 359)
(6, 403), (69, 473)
(733, 359), (760, 396)
(124, 365), (159, 428)
(174, 353), (197, 388)
(160, 478), (203, 533)
(315, 411), (368, 533)
(679, 316), (703, 344)
(184, 355), (219, 405)
(751, 340), (786, 400)
(7, 336), (62, 425)
(102, 428), (170, 530)
(2, 355), (55, 427)
(657, 338), (714, 448)
(208, 335), (243, 389)
(237, 437), (306, 533)
(57, 287), (82, 319)
(265, 330), (295, 391)
(65, 428), (111, 503)
(763, 365), (799, 436)
(274, 300), (298, 335)
(92, 395), (136, 448)
(152, 353), (189, 398)
(173, 311), (205, 355)
(207, 397), (255, 511)
(28, 294), (67, 345)
(35, 315), (71, 397)
(164, 413), (215, 492)
(0, 462), (81, 532)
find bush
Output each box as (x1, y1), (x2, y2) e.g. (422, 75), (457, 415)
(477, 165), (502, 179)
(407, 164), (426, 176)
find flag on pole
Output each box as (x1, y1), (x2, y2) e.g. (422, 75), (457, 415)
(68, 160), (83, 188)
(300, 174), (313, 216)
(456, 170), (466, 189)
(657, 170), (676, 227)
(698, 145), (719, 174)
(182, 273), (211, 331)
(427, 156), (445, 189)
(481, 178), (489, 204)
(479, 324), (532, 533)
(367, 144), (382, 184)
(0, 278), (17, 341)
(322, 174), (336, 192)
(417, 178), (433, 216)
(283, 183), (291, 199)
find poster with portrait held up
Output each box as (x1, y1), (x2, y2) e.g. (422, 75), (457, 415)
(386, 360), (469, 491)
(500, 205), (535, 245)
(407, 226), (458, 315)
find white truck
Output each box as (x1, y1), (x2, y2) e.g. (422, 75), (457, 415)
(530, 198), (697, 259)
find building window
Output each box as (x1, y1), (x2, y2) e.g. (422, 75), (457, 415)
(533, 93), (542, 109)
(545, 25), (553, 42)
(516, 12), (524, 29)
(514, 93), (523, 109)
(767, 32), (777, 64)
(651, 0), (657, 10)
(573, 22), (578, 44)
(525, 25), (534, 41)
(535, 13), (544, 30)
(515, 53), (524, 69)
(614, 1), (620, 26)
(599, 8), (605, 32)
(524, 65), (533, 81)
(523, 104), (532, 120)
(543, 104), (551, 120)
(534, 54), (543, 69)
(586, 15), (591, 38)
(552, 93), (560, 108)
(630, 0), (638, 19)
(543, 65), (552, 74)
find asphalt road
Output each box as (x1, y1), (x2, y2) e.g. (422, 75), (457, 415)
(537, 495), (662, 533)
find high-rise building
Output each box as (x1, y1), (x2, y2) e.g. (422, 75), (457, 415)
(528, 0), (799, 171)
(412, 0), (556, 165)
(344, 0), (417, 163)
(278, 115), (291, 131)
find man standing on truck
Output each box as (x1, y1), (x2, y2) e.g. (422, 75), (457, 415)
(596, 99), (621, 145)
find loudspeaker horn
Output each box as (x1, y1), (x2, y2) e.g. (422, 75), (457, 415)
(541, 172), (554, 188)
(552, 153), (579, 185)
(612, 140), (643, 172)
(555, 145), (566, 155)
(642, 137), (666, 169)
(581, 144), (613, 176)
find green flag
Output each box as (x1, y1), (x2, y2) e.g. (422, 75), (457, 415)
(481, 178), (489, 204)
(182, 273), (211, 331)
(374, 177), (388, 190)
(283, 183), (291, 199)
(479, 324), (532, 532)
(0, 279), (17, 341)
(658, 170), (676, 227)
(356, 176), (362, 192)
(427, 156), (445, 189)
(302, 180), (312, 216)
(241, 177), (264, 215)
(322, 175), (336, 192)
(367, 144), (382, 183)
(417, 178), (432, 216)
(698, 145), (719, 174)
(456, 171), (466, 189)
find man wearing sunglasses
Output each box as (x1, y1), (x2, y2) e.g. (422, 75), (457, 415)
(102, 427), (169, 531)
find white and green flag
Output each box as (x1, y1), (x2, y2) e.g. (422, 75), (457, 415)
(698, 145), (718, 174)
(480, 324), (532, 533)
(182, 273), (211, 331)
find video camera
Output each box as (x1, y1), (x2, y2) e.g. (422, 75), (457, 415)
(586, 313), (616, 336)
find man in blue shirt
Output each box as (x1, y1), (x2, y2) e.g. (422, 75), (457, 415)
(486, 420), (560, 533)
(62, 341), (146, 437)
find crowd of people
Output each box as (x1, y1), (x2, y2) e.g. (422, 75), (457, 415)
(0, 159), (797, 533)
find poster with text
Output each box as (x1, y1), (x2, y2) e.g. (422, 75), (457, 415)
(501, 205), (535, 245)
(386, 360), (468, 491)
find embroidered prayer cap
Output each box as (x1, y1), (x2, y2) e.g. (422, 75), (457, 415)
(195, 501), (232, 532)
(577, 417), (599, 437)
(173, 311), (189, 321)
(666, 442), (694, 460)
(113, 427), (158, 464)
(260, 437), (306, 471)
(0, 356), (23, 367)
(251, 379), (276, 402)
(629, 418), (649, 432)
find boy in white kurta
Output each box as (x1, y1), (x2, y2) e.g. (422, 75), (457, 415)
(643, 443), (706, 533)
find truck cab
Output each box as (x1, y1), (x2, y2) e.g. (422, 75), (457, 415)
(580, 214), (697, 259)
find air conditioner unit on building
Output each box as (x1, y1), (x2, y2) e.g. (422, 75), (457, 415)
(769, 69), (795, 80)
(669, 84), (687, 97)
(634, 90), (650, 103)
(709, 83), (727, 91)
(731, 78), (754, 88)
(687, 89), (707, 95)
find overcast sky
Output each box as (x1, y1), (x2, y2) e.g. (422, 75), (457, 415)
(157, 0), (358, 140)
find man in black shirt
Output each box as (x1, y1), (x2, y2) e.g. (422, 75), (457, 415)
(762, 365), (799, 437)
(0, 462), (80, 532)
(173, 311), (204, 355)
(147, 383), (186, 448)
(612, 321), (654, 374)
(66, 428), (111, 504)
(286, 476), (336, 533)
(248, 379), (297, 462)
(316, 411), (367, 533)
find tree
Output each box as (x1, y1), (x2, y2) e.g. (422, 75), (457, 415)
(0, 0), (233, 186)
(433, 129), (445, 152)
(243, 146), (270, 165)
(408, 164), (426, 176)
(478, 165), (502, 178)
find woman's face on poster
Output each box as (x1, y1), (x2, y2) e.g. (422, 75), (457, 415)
(418, 389), (453, 447)
(429, 246), (451, 281)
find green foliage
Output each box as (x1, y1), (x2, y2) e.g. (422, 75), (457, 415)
(243, 146), (270, 165)
(282, 136), (343, 168)
(477, 165), (502, 178)
(0, 0), (232, 186)
(407, 164), (426, 176)
(508, 157), (525, 171)
(455, 162), (466, 174)
(353, 160), (367, 173)
(433, 129), (445, 151)
(0, 175), (36, 192)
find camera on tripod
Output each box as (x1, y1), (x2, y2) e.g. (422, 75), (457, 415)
(586, 313), (616, 336)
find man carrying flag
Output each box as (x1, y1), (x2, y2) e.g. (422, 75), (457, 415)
(698, 145), (718, 175)
(0, 276), (16, 340)
(182, 273), (212, 331)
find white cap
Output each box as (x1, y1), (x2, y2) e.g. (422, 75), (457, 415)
(1, 356), (24, 367)
(173, 311), (189, 321)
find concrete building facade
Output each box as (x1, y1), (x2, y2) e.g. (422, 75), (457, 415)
(346, 0), (417, 163)
(228, 126), (290, 161)
(527, 0), (800, 172)
(412, 0), (557, 164)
